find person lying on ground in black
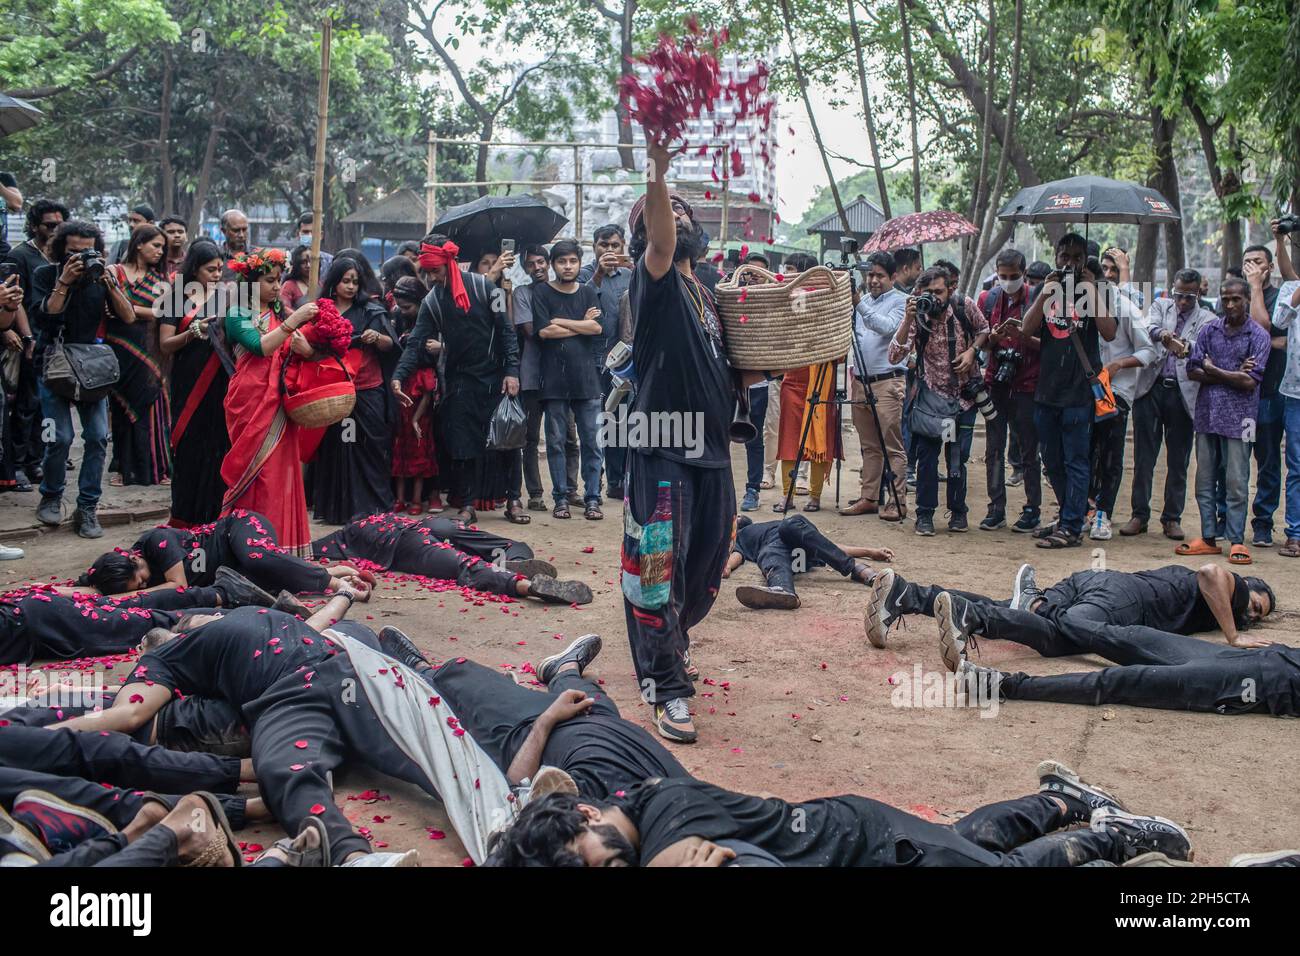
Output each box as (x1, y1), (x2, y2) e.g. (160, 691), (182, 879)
(311, 512), (593, 605)
(930, 581), (1298, 717)
(484, 760), (1193, 867)
(722, 514), (892, 610)
(0, 567), (282, 666)
(866, 561), (1274, 651)
(75, 511), (370, 603)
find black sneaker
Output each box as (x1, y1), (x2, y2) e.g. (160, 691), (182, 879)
(934, 591), (981, 673)
(72, 506), (103, 539)
(1010, 563), (1042, 611)
(377, 626), (432, 671)
(1091, 807), (1193, 862)
(36, 495), (62, 527)
(214, 566), (275, 608)
(505, 557), (557, 578)
(1229, 849), (1300, 867)
(735, 584), (801, 610)
(606, 484), (624, 501)
(527, 575), (593, 606)
(1036, 760), (1127, 820)
(978, 511), (1006, 531)
(947, 512), (969, 533)
(956, 660), (1003, 702)
(1032, 521), (1058, 539)
(537, 633), (603, 684)
(0, 803), (51, 864)
(272, 590), (311, 618)
(12, 470), (32, 493)
(915, 514), (935, 536)
(1252, 529), (1274, 548)
(865, 568), (904, 648)
(1011, 511), (1041, 533)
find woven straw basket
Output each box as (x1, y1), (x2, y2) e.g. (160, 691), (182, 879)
(285, 381), (356, 429)
(715, 264), (853, 370)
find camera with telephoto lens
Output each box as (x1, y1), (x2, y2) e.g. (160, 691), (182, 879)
(961, 376), (998, 422)
(73, 249), (106, 283)
(992, 347), (1022, 385)
(1277, 214), (1300, 236)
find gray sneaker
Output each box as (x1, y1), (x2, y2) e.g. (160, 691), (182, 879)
(1036, 759), (1126, 818)
(36, 496), (62, 527)
(72, 506), (103, 539)
(935, 591), (982, 673)
(1010, 563), (1042, 611)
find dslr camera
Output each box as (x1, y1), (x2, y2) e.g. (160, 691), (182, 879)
(71, 248), (106, 283)
(992, 347), (1022, 386)
(961, 375), (998, 422)
(1277, 214), (1300, 237)
(914, 291), (945, 317)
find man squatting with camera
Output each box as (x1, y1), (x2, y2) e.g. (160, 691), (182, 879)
(30, 220), (134, 539)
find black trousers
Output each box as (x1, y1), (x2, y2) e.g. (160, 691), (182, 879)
(0, 724), (240, 795)
(621, 452), (734, 704)
(200, 513), (332, 593)
(428, 657), (687, 797)
(1090, 401), (1130, 515)
(248, 653), (448, 862)
(1130, 383), (1194, 522)
(985, 388), (1041, 517)
(999, 627), (1297, 716)
(755, 515), (856, 594)
(876, 792), (1128, 866)
(424, 516), (533, 562)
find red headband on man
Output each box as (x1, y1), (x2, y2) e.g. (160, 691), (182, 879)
(418, 242), (470, 312)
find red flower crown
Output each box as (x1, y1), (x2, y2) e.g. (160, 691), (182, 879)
(227, 247), (289, 278)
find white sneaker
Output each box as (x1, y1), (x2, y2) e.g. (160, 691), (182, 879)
(1090, 511), (1112, 541)
(0, 544), (23, 561)
(340, 849), (420, 867)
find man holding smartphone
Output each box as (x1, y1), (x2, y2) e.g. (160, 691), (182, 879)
(581, 224), (634, 499)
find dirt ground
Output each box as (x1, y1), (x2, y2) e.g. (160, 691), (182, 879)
(6, 424), (1298, 867)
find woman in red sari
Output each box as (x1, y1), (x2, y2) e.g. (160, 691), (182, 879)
(219, 249), (319, 555)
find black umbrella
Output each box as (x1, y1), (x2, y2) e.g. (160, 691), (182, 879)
(0, 94), (44, 137)
(432, 194), (569, 264)
(997, 175), (1179, 226)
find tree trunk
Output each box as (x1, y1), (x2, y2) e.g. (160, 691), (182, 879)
(476, 116), (494, 198)
(969, 0), (1022, 291)
(779, 0), (850, 232)
(898, 0), (922, 215)
(848, 0), (889, 218)
(961, 0), (997, 294)
(188, 107), (225, 237)
(615, 0), (637, 170)
(158, 50), (175, 215)
(1136, 73), (1183, 288)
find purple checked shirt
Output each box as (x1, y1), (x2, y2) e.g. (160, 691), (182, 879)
(1186, 317), (1272, 440)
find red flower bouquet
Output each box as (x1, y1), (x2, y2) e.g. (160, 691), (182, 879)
(307, 298), (353, 357)
(226, 248), (288, 278)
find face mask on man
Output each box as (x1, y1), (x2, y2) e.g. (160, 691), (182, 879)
(299, 234), (312, 246)
(999, 276), (1024, 294)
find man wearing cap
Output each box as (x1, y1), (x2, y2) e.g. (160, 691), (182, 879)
(619, 131), (737, 744)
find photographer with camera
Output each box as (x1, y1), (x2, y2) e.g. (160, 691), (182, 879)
(30, 220), (134, 537)
(1020, 233), (1116, 549)
(889, 266), (989, 536)
(977, 249), (1042, 533)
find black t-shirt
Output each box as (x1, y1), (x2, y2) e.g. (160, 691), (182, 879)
(6, 240), (49, 311)
(31, 260), (110, 354)
(1128, 565), (1249, 634)
(1034, 289), (1102, 408)
(531, 283), (603, 401)
(134, 527), (211, 586)
(1258, 285), (1284, 397)
(136, 607), (332, 716)
(733, 521), (775, 563)
(617, 778), (895, 867)
(628, 259), (733, 468)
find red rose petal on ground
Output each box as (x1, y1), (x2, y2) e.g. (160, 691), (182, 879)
(309, 804), (326, 814)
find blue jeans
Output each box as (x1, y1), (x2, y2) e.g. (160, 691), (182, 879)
(1251, 391), (1285, 535)
(545, 398), (603, 505)
(1195, 432), (1251, 545)
(1034, 403), (1093, 536)
(743, 380), (769, 493)
(1284, 397), (1300, 540)
(37, 380), (109, 509)
(913, 407), (976, 518)
(601, 374), (627, 490)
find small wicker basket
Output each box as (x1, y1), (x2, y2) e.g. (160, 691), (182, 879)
(715, 264), (853, 370)
(285, 381), (356, 429)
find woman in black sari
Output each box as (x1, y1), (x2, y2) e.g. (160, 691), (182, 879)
(159, 240), (230, 527)
(106, 225), (171, 486)
(311, 255), (397, 524)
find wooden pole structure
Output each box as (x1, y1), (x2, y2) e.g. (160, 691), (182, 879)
(308, 17), (332, 292)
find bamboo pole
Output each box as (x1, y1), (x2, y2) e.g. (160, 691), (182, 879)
(308, 17), (332, 292)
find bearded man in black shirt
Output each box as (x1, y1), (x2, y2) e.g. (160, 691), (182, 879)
(620, 127), (739, 745)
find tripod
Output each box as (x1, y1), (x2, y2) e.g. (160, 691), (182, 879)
(779, 253), (901, 516)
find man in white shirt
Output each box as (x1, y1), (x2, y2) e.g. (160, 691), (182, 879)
(841, 251), (909, 521)
(1268, 276), (1300, 557)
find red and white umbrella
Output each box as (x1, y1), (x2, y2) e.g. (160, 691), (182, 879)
(862, 210), (978, 252)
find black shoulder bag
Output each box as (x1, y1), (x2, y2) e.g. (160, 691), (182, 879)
(43, 326), (120, 404)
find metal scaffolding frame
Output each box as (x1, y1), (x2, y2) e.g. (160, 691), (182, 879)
(424, 132), (737, 249)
